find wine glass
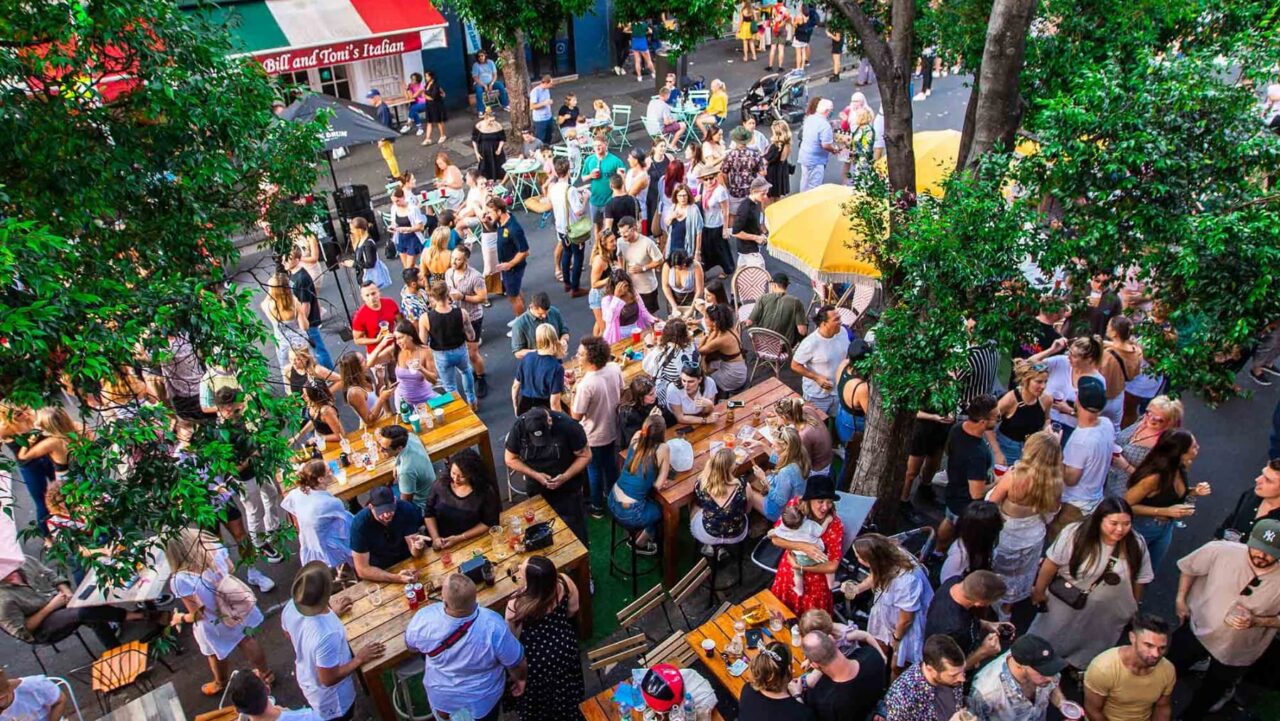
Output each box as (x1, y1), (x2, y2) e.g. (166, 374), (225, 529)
(368, 584), (384, 606)
(1174, 495), (1195, 529)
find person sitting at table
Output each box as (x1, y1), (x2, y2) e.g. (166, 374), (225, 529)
(661, 250), (704, 312)
(281, 460), (353, 576)
(348, 486), (429, 584)
(795, 629), (889, 721)
(292, 379), (346, 445)
(665, 364), (718, 426)
(642, 318), (699, 410)
(646, 93), (687, 147)
(773, 397), (834, 478)
(746, 426), (811, 522)
(616, 376), (660, 448)
(557, 92), (581, 129)
(425, 449), (501, 550)
(504, 407), (592, 545)
(513, 324), (566, 415)
(165, 527), (272, 696)
(377, 425), (436, 512)
(227, 668), (324, 721)
(695, 79), (728, 136)
(336, 351), (394, 428)
(739, 641), (815, 721)
(511, 292), (570, 360)
(691, 447), (750, 555)
(699, 304), (748, 395)
(405, 573), (527, 721)
(0, 668), (68, 721)
(608, 415), (672, 556)
(770, 478), (844, 615)
(504, 555), (585, 721)
(592, 99), (612, 123)
(600, 271), (657, 345)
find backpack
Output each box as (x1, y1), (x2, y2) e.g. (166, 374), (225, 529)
(213, 571), (258, 627)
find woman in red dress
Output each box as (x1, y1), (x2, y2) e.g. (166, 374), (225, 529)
(769, 477), (844, 614)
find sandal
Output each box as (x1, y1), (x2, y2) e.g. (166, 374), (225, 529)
(201, 681), (225, 697)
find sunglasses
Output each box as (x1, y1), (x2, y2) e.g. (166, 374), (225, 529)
(1241, 576), (1262, 596)
(1029, 362), (1048, 372)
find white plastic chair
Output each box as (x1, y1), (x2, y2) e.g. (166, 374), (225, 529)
(51, 677), (84, 721)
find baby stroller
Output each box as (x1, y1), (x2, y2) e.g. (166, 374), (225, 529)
(740, 68), (808, 126)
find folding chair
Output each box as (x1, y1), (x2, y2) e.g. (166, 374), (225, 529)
(586, 634), (649, 686)
(687, 90), (710, 110)
(85, 641), (155, 716)
(616, 583), (674, 640)
(745, 328), (793, 382)
(609, 104), (633, 150)
(666, 557), (711, 627)
(50, 678), (84, 721)
(641, 630), (698, 668)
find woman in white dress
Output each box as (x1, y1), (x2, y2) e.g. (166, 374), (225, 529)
(986, 431), (1063, 618)
(281, 459), (353, 574)
(260, 270), (309, 380)
(165, 527), (271, 696)
(847, 534), (933, 675)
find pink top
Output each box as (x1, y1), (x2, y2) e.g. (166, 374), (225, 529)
(601, 294), (656, 344)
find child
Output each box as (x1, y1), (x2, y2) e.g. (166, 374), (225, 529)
(592, 99), (612, 123)
(767, 504), (832, 595)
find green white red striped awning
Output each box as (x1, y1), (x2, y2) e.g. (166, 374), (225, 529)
(193, 0), (448, 73)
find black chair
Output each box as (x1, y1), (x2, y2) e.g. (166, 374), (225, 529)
(1, 623), (95, 676)
(702, 539), (747, 607)
(608, 515), (661, 597)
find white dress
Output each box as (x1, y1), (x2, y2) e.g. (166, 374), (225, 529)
(866, 562), (933, 667)
(171, 548), (265, 660)
(281, 488), (353, 568)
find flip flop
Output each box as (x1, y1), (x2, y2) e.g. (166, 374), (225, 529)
(201, 682), (225, 696)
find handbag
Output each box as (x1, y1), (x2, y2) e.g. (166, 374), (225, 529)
(1047, 544), (1122, 610)
(459, 554), (494, 586)
(213, 572), (258, 627)
(523, 519), (556, 552)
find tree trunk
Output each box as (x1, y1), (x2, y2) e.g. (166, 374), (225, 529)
(962, 0), (1036, 167)
(955, 75), (981, 170)
(848, 379), (917, 531)
(497, 32), (532, 146)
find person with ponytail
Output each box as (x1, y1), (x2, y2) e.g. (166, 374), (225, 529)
(1030, 334), (1105, 443)
(281, 459), (353, 575)
(607, 414), (672, 555)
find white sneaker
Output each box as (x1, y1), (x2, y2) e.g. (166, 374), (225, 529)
(912, 92), (926, 101)
(506, 317), (518, 327)
(399, 123), (412, 134)
(416, 127), (425, 136)
(505, 330), (513, 338)
(246, 568), (276, 593)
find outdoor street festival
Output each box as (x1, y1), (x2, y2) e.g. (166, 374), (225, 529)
(1, 0), (1279, 720)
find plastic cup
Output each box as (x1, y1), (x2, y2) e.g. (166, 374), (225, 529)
(631, 329), (642, 345)
(523, 508), (536, 525)
(408, 414), (421, 433)
(1059, 701), (1084, 720)
(701, 638), (716, 657)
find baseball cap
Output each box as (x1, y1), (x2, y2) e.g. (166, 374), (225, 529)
(770, 272), (791, 288)
(369, 485), (397, 515)
(640, 664), (684, 712)
(1010, 634), (1066, 676)
(1248, 519), (1280, 557)
(1076, 376), (1106, 413)
(518, 407), (555, 446)
(365, 89), (381, 99)
(749, 177), (772, 193)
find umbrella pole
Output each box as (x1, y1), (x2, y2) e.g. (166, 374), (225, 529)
(325, 151), (355, 328)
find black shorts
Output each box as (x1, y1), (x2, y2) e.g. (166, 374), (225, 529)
(468, 315), (484, 342)
(171, 394), (216, 422)
(909, 418), (953, 457)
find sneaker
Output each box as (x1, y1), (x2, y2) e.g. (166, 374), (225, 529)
(399, 123), (412, 134)
(1261, 365), (1280, 377)
(246, 568), (276, 593)
(638, 76), (645, 82)
(505, 330), (513, 338)
(912, 92), (926, 101)
(1250, 370), (1273, 386)
(629, 538), (658, 556)
(587, 504), (606, 519)
(257, 543), (284, 564)
(476, 374), (489, 399)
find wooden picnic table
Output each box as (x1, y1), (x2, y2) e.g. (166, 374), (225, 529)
(314, 394), (494, 502)
(334, 495), (591, 721)
(683, 589), (801, 700)
(655, 377), (808, 586)
(579, 682), (728, 721)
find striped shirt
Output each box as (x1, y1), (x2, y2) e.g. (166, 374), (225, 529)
(958, 341), (1000, 410)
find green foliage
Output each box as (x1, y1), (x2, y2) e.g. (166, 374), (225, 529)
(0, 0), (319, 583)
(441, 0), (596, 50)
(614, 0), (739, 56)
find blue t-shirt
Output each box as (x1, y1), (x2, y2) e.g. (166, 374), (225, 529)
(496, 218), (529, 265)
(349, 499), (424, 570)
(472, 60), (498, 86)
(447, 228), (462, 251)
(530, 86), (553, 122)
(516, 354), (566, 399)
(375, 103), (394, 130)
(798, 114), (834, 168)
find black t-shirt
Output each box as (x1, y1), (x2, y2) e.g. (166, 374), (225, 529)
(290, 268), (322, 327)
(504, 411), (588, 495)
(350, 500), (425, 570)
(557, 104), (580, 128)
(925, 577), (987, 656)
(604, 194), (642, 225)
(732, 199), (764, 254)
(944, 424), (991, 516)
(1012, 319), (1061, 361)
(805, 645), (887, 721)
(740, 686), (816, 721)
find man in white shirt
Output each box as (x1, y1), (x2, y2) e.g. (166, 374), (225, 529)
(227, 669), (325, 721)
(791, 305), (850, 414)
(548, 157), (592, 297)
(282, 562), (385, 720)
(616, 216), (665, 314)
(646, 94), (687, 147)
(1051, 376), (1116, 541)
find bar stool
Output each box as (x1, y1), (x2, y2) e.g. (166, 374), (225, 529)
(703, 537), (747, 606)
(609, 514), (661, 597)
(391, 657), (434, 721)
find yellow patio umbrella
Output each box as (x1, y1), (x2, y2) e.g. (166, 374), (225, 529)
(872, 128), (961, 197)
(764, 184), (882, 283)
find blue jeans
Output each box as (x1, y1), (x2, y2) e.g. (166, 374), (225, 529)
(608, 493), (662, 538)
(995, 432), (1024, 465)
(306, 327), (333, 369)
(432, 346), (476, 405)
(586, 443), (620, 509)
(1133, 515), (1175, 570)
(532, 119), (554, 145)
(474, 81), (509, 113)
(407, 100), (428, 125)
(559, 233), (585, 291)
(17, 457), (53, 535)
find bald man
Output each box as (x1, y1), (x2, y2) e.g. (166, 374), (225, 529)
(404, 574), (526, 720)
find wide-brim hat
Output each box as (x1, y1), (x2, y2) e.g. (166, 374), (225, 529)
(801, 474), (838, 502)
(292, 561), (335, 617)
(693, 160), (723, 179)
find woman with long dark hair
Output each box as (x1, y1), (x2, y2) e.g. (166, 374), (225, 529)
(1029, 496), (1153, 669)
(291, 380), (345, 444)
(616, 376), (659, 446)
(424, 449), (500, 549)
(940, 500), (1004, 582)
(664, 363), (718, 426)
(662, 184), (703, 259)
(607, 415), (671, 555)
(834, 339), (871, 489)
(503, 555), (585, 721)
(336, 351), (393, 427)
(699, 304), (747, 394)
(1124, 429), (1211, 568)
(388, 319), (439, 408)
(643, 318), (700, 408)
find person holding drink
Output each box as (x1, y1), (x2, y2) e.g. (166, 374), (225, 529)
(581, 138), (626, 233)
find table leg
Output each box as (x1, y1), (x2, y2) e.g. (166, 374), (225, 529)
(364, 668), (396, 721)
(477, 429), (496, 477)
(573, 556), (594, 639)
(661, 501), (680, 587)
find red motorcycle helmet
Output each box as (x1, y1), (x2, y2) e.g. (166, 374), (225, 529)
(640, 663), (684, 712)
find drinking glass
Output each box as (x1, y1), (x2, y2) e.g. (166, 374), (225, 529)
(368, 584), (384, 606)
(1174, 496), (1195, 529)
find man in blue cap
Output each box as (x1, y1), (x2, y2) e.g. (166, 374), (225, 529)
(365, 89), (399, 180)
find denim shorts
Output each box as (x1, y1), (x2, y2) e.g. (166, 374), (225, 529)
(588, 287), (604, 310)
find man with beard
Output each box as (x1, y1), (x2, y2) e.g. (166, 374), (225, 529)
(1083, 612), (1175, 721)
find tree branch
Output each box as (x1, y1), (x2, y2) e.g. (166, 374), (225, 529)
(825, 0), (894, 79)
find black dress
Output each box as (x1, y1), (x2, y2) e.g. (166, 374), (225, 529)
(472, 125), (507, 181)
(516, 580), (585, 721)
(424, 80), (447, 123)
(764, 142), (791, 198)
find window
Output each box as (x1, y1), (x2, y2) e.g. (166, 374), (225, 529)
(275, 69), (312, 102)
(318, 64), (351, 100)
(365, 56), (405, 97)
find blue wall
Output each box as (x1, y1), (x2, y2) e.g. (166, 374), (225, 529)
(573, 0), (613, 76)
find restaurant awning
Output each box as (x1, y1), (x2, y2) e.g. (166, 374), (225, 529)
(190, 0), (448, 74)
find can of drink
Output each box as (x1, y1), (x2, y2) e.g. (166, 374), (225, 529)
(405, 587), (419, 610)
(339, 452), (350, 468)
(413, 583), (426, 603)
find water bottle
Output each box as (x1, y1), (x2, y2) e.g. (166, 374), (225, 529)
(682, 692), (695, 719)
(399, 399), (412, 423)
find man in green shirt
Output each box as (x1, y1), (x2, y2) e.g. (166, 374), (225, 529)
(581, 137), (626, 226)
(378, 425), (435, 511)
(745, 272), (809, 347)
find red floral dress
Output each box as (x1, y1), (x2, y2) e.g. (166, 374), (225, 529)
(770, 499), (844, 614)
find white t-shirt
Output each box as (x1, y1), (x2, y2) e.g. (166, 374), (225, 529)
(646, 97), (673, 130)
(281, 601), (356, 720)
(279, 708), (325, 721)
(1044, 355), (1105, 429)
(701, 184), (729, 228)
(617, 235), (664, 294)
(281, 489), (353, 569)
(793, 330), (850, 402)
(1061, 418), (1116, 513)
(0, 675), (60, 721)
(665, 377), (718, 416)
(549, 179), (588, 234)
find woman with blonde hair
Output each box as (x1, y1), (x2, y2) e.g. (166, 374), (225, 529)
(421, 227), (452, 284)
(987, 430), (1064, 615)
(336, 351), (393, 427)
(762, 120), (792, 200)
(1105, 394), (1183, 497)
(991, 358), (1052, 466)
(284, 345), (338, 398)
(746, 426), (810, 521)
(772, 397), (833, 477)
(591, 99), (611, 123)
(513, 323), (565, 415)
(18, 407), (84, 483)
(691, 447), (749, 550)
(433, 151), (465, 210)
(1030, 334), (1105, 441)
(165, 527), (271, 695)
(260, 270), (309, 378)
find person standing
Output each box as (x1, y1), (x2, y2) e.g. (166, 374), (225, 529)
(795, 631), (887, 721)
(616, 217), (664, 314)
(730, 178), (771, 266)
(968, 635), (1068, 721)
(923, 570), (1009, 672)
(284, 247), (334, 369)
(882, 635), (967, 721)
(790, 306), (850, 415)
(549, 158), (591, 296)
(282, 562), (385, 720)
(211, 387), (284, 568)
(798, 98), (837, 192)
(504, 407), (592, 544)
(582, 138), (626, 230)
(510, 292), (570, 359)
(445, 245), (489, 398)
(350, 281), (401, 355)
(504, 556), (586, 721)
(405, 573), (527, 721)
(696, 163), (735, 276)
(1049, 376), (1115, 540)
(1215, 459), (1280, 542)
(471, 112), (508, 181)
(1169, 520), (1280, 719)
(723, 126), (766, 208)
(470, 50), (510, 114)
(365, 89), (400, 180)
(1082, 612), (1176, 721)
(570, 336), (623, 519)
(763, 120), (793, 200)
(937, 395), (998, 551)
(628, 19), (655, 81)
(421, 281), (478, 408)
(529, 75), (555, 145)
(281, 460), (353, 575)
(848, 533), (933, 674)
(487, 197), (530, 317)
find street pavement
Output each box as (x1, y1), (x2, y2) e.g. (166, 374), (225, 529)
(4, 35), (1277, 718)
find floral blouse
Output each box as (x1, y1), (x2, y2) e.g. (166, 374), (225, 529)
(694, 483), (748, 540)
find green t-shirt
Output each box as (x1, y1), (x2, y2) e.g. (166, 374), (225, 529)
(395, 434), (436, 511)
(748, 291), (807, 347)
(582, 153), (626, 209)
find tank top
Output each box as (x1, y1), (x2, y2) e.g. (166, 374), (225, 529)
(668, 216), (688, 255)
(701, 334), (743, 363)
(309, 405), (336, 436)
(837, 367), (866, 416)
(1000, 388), (1046, 442)
(427, 306), (467, 351)
(669, 267), (696, 294)
(396, 362), (436, 404)
(287, 367), (308, 396)
(1141, 472), (1188, 509)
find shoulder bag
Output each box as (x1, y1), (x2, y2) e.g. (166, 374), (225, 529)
(1047, 543), (1122, 610)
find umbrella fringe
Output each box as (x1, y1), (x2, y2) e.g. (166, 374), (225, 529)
(766, 247), (879, 286)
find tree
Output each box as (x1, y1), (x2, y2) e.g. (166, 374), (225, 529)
(442, 0), (594, 142)
(0, 0), (322, 580)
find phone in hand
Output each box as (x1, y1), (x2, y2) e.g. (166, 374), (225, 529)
(676, 426), (694, 436)
(727, 400), (745, 409)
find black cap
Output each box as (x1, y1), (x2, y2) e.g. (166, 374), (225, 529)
(1076, 376), (1106, 413)
(771, 272), (790, 288)
(801, 475), (838, 502)
(369, 485), (397, 515)
(1010, 634), (1066, 676)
